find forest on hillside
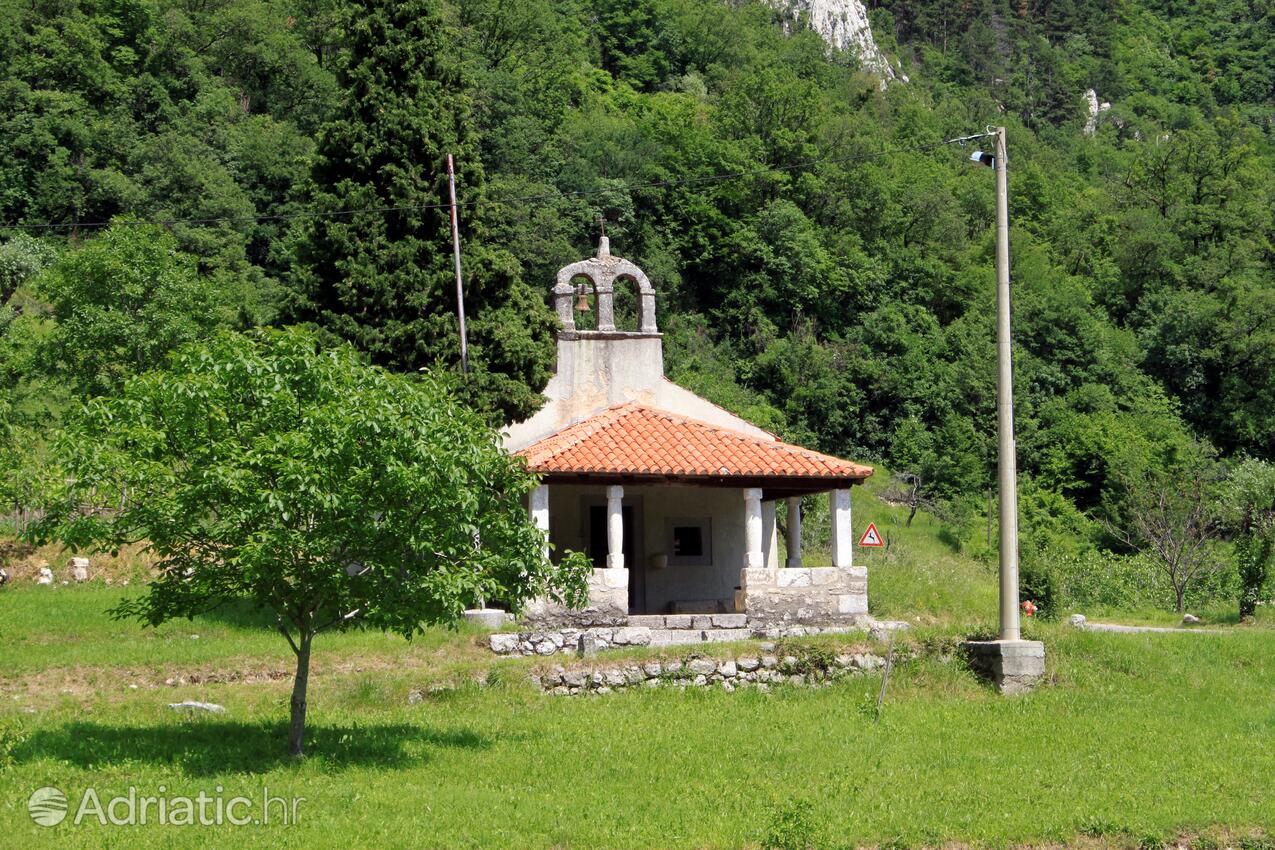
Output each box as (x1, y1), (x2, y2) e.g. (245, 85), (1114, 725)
(2, 0), (1273, 613)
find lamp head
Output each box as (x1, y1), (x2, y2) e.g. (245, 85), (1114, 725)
(970, 150), (995, 168)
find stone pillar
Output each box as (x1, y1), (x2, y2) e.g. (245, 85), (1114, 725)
(639, 290), (657, 334)
(785, 497), (803, 568)
(529, 484), (550, 560)
(762, 499), (778, 568)
(553, 282), (576, 331)
(606, 485), (625, 568)
(596, 282), (616, 332)
(743, 487), (763, 569)
(830, 488), (853, 568)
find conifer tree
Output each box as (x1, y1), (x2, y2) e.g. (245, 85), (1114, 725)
(286, 0), (554, 422)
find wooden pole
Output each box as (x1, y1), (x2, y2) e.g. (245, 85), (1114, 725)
(446, 154), (469, 375)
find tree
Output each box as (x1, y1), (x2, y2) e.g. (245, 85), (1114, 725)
(1220, 458), (1275, 619)
(34, 222), (228, 398)
(1107, 464), (1224, 613)
(286, 0), (555, 423)
(31, 327), (588, 756)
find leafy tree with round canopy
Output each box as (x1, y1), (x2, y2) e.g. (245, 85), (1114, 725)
(34, 222), (229, 398)
(31, 327), (588, 756)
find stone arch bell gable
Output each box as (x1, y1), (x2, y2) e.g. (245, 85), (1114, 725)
(553, 236), (657, 334)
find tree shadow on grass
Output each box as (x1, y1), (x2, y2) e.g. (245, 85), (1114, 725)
(13, 720), (488, 776)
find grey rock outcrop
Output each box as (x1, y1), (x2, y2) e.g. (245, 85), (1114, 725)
(771, 0), (905, 86)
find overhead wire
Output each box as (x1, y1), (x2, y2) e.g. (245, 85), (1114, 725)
(0, 134), (983, 234)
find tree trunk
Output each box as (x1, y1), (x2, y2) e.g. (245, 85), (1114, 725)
(288, 633), (313, 757)
(906, 503), (917, 528)
(1174, 583), (1186, 613)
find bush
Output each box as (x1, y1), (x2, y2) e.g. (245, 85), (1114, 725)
(1052, 547), (1237, 613)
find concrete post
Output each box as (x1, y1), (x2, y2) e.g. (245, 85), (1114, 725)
(743, 488), (763, 569)
(785, 497), (803, 568)
(606, 485), (624, 569)
(994, 125), (1022, 642)
(529, 484), (550, 561)
(830, 489), (853, 568)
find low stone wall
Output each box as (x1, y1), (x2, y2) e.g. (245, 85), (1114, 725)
(735, 566), (867, 625)
(521, 568), (628, 628)
(534, 648), (887, 695)
(487, 617), (907, 656)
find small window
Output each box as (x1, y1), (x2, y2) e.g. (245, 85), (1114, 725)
(667, 518), (712, 566)
(673, 525), (703, 558)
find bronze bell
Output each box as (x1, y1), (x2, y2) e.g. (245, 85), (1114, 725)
(575, 287), (591, 312)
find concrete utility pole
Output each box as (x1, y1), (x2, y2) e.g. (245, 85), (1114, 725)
(446, 154), (470, 375)
(992, 126), (1020, 642)
(961, 126), (1044, 693)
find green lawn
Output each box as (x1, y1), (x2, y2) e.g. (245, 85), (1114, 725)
(2, 516), (1273, 848)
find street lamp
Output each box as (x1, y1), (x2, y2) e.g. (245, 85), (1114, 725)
(971, 127), (1021, 643)
(960, 126), (1045, 692)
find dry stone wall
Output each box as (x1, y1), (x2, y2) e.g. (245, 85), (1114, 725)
(534, 647), (888, 695)
(488, 616), (896, 657)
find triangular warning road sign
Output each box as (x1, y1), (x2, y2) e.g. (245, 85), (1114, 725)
(858, 522), (884, 548)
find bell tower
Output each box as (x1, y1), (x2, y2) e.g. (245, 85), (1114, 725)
(552, 236), (658, 336)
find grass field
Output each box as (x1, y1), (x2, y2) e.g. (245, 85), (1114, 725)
(2, 493), (1273, 849)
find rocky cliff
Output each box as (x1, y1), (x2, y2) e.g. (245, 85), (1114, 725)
(771, 0), (905, 84)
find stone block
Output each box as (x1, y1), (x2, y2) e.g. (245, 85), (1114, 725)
(742, 568), (777, 587)
(776, 569), (811, 588)
(687, 658), (716, 676)
(489, 633), (520, 654)
(711, 613), (747, 629)
(701, 628), (752, 643)
(463, 608), (510, 629)
(598, 568), (629, 588)
(611, 627), (651, 646)
(810, 568), (840, 585)
(648, 628), (704, 647)
(718, 660), (737, 678)
(70, 557), (90, 582)
(837, 593), (868, 615)
(628, 615), (666, 628)
(964, 639), (1046, 695)
(664, 615), (694, 629)
(691, 616), (714, 630)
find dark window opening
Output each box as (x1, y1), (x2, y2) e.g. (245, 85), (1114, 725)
(672, 525), (704, 558)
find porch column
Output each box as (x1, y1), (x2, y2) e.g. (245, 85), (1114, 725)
(785, 496), (803, 568)
(830, 488), (853, 568)
(743, 487), (764, 568)
(606, 485), (625, 568)
(529, 484), (550, 561)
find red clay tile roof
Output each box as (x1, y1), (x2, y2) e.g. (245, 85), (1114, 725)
(517, 403), (873, 481)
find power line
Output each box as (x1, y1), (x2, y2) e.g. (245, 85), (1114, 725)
(0, 138), (958, 234)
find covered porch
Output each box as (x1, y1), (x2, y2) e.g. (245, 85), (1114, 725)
(516, 403), (872, 627)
